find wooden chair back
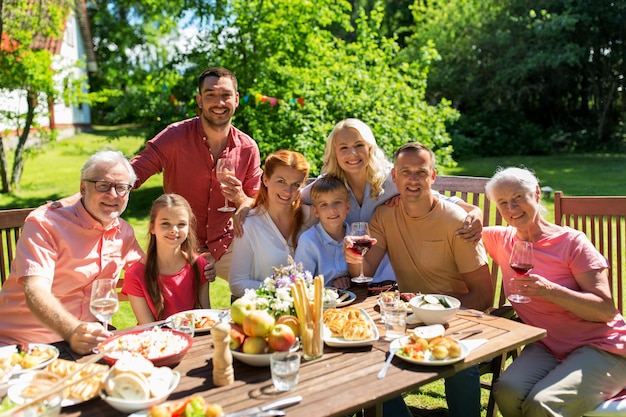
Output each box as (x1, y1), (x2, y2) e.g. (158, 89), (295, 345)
(433, 175), (505, 307)
(0, 208), (35, 287)
(554, 191), (626, 313)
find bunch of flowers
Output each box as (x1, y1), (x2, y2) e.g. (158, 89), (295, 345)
(240, 257), (338, 319)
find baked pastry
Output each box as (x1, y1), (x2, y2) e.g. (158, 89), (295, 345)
(342, 318), (373, 341)
(45, 358), (109, 402)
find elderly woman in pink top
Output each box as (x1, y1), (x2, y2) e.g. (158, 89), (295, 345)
(482, 167), (626, 417)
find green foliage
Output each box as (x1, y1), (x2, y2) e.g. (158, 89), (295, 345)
(406, 0), (626, 155)
(192, 0), (458, 173)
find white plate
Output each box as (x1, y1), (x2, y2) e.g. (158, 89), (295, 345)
(390, 336), (470, 366)
(336, 290), (356, 307)
(323, 309), (379, 347)
(0, 344), (60, 377)
(165, 309), (229, 334)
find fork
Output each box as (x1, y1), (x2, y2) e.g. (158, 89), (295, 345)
(377, 347), (399, 379)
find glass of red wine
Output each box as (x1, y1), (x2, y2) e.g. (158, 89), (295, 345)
(508, 240), (533, 303)
(349, 222), (374, 284)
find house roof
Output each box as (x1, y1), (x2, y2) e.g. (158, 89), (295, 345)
(4, 0), (98, 73)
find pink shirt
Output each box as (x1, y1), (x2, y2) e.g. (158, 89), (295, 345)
(131, 118), (262, 261)
(0, 201), (144, 345)
(121, 256), (209, 320)
(483, 226), (626, 360)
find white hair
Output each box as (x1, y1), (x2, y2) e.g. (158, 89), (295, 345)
(485, 167), (539, 201)
(81, 150), (137, 185)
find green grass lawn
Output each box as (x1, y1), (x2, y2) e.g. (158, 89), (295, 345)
(1, 126), (625, 416)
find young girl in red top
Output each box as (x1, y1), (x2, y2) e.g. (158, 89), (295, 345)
(123, 194), (211, 323)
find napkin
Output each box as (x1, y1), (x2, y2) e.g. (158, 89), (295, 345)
(462, 338), (488, 352)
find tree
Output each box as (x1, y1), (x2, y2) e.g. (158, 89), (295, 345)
(183, 0), (458, 173)
(0, 0), (74, 192)
(406, 0), (626, 157)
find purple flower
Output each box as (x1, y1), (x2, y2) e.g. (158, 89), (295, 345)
(275, 276), (292, 288)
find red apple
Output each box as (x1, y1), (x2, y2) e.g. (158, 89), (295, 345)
(230, 323), (246, 351)
(267, 324), (296, 352)
(242, 336), (268, 354)
(230, 298), (256, 325)
(242, 310), (275, 338)
(276, 315), (300, 337)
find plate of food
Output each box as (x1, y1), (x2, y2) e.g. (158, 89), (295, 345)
(0, 344), (60, 383)
(322, 307), (379, 347)
(8, 358), (110, 407)
(335, 290), (356, 307)
(100, 327), (193, 367)
(165, 309), (229, 334)
(391, 334), (469, 366)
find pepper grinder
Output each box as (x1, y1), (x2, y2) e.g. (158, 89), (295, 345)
(212, 321), (234, 386)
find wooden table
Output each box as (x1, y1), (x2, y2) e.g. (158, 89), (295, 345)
(57, 288), (546, 417)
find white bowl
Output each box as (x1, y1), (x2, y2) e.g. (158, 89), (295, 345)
(231, 340), (300, 367)
(99, 370), (180, 413)
(409, 294), (460, 325)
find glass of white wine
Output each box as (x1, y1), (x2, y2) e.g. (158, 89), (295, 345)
(90, 278), (119, 331)
(216, 158), (236, 212)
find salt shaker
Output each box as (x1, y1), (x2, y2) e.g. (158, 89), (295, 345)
(212, 321), (234, 386)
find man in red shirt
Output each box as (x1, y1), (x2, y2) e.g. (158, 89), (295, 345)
(131, 67), (262, 281)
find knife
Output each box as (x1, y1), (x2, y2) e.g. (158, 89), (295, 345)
(223, 395), (303, 417)
(448, 330), (483, 337)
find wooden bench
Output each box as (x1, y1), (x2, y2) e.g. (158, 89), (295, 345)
(0, 208), (35, 286)
(554, 193), (626, 414)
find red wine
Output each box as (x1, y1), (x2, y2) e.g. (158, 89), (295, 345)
(510, 263), (533, 275)
(349, 238), (373, 255)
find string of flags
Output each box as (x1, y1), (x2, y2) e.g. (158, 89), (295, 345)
(242, 93), (305, 108)
(167, 89), (305, 113)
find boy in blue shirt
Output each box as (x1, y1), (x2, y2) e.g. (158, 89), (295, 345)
(295, 176), (351, 289)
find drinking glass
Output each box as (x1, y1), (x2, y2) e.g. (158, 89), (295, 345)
(349, 222), (374, 284)
(89, 278), (119, 331)
(171, 313), (195, 337)
(216, 158), (236, 212)
(383, 308), (407, 340)
(379, 290), (400, 323)
(270, 351), (301, 391)
(508, 241), (533, 303)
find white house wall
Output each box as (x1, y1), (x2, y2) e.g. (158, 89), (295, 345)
(0, 9), (93, 142)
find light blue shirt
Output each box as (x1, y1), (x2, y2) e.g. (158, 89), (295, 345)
(294, 222), (349, 286)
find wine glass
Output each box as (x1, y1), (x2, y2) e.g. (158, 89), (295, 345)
(216, 158), (236, 212)
(90, 278), (119, 332)
(508, 241), (533, 303)
(349, 222), (374, 284)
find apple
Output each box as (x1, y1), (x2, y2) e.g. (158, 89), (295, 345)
(230, 298), (255, 325)
(276, 315), (300, 337)
(242, 310), (275, 338)
(267, 324), (296, 352)
(242, 336), (268, 354)
(229, 323), (246, 351)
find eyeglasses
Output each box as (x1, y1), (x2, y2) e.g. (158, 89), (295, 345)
(83, 180), (133, 196)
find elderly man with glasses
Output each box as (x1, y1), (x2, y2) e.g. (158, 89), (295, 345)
(0, 150), (144, 354)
